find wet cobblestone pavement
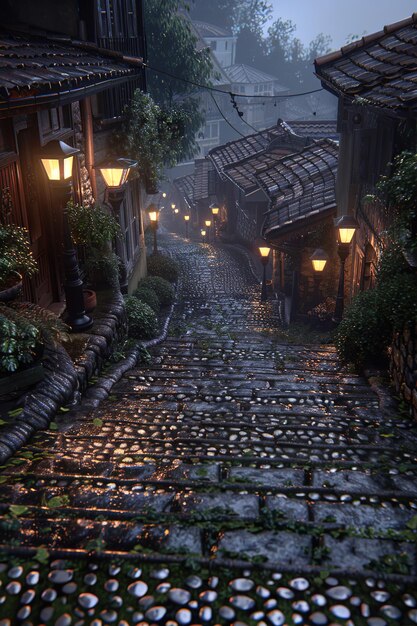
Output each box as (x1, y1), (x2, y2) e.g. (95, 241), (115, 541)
(0, 234), (416, 625)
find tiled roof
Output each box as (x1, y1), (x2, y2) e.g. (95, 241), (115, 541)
(174, 174), (195, 209)
(225, 64), (287, 91)
(208, 120), (313, 180)
(315, 13), (417, 112)
(193, 21), (233, 39)
(208, 127), (273, 177)
(0, 30), (142, 107)
(223, 148), (290, 195)
(260, 139), (338, 236)
(286, 120), (339, 140)
(194, 159), (213, 201)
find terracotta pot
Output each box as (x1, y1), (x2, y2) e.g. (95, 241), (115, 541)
(83, 289), (97, 313)
(0, 272), (23, 303)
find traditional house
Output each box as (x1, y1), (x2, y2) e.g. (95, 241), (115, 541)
(208, 120), (338, 245)
(315, 13), (417, 299)
(0, 0), (147, 310)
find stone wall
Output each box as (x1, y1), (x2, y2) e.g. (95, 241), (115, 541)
(390, 322), (417, 420)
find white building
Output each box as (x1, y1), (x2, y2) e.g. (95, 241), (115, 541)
(193, 21), (237, 67)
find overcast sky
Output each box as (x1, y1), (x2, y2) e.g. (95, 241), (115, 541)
(269, 0), (416, 48)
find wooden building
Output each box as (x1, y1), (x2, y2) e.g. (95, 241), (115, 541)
(0, 0), (147, 310)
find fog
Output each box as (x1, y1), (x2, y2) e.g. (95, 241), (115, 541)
(269, 0), (417, 48)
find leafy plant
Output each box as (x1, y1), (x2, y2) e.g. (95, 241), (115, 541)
(5, 302), (69, 344)
(0, 302), (68, 375)
(66, 201), (121, 288)
(124, 296), (158, 339)
(0, 312), (40, 374)
(146, 253), (179, 283)
(133, 286), (160, 313)
(137, 276), (175, 307)
(336, 244), (417, 368)
(66, 202), (120, 248)
(0, 222), (38, 290)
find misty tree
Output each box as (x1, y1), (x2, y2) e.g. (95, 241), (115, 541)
(144, 0), (213, 160)
(190, 0), (272, 35)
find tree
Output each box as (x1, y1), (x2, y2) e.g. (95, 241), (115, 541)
(144, 0), (213, 161)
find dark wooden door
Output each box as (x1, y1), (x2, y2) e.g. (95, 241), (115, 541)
(17, 129), (58, 307)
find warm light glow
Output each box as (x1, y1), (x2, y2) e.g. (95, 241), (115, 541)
(312, 259), (327, 272)
(205, 220), (212, 228)
(201, 229), (206, 236)
(174, 208), (179, 214)
(171, 203), (176, 209)
(41, 156), (73, 181)
(335, 215), (359, 244)
(258, 246), (271, 258)
(99, 167), (126, 188)
(149, 211), (158, 222)
(338, 228), (356, 244)
(162, 192), (167, 198)
(184, 215), (190, 221)
(211, 206), (220, 216)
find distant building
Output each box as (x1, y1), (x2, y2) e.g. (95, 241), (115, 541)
(193, 21), (237, 67)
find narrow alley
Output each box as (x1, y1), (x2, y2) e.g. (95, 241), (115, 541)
(0, 234), (416, 625)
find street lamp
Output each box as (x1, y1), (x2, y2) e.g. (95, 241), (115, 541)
(334, 215), (359, 321)
(210, 204), (220, 239)
(174, 208), (179, 215)
(310, 248), (329, 305)
(205, 219), (212, 242)
(258, 242), (271, 302)
(201, 229), (206, 242)
(171, 203), (176, 210)
(148, 203), (160, 254)
(40, 140), (93, 332)
(184, 214), (190, 238)
(95, 157), (137, 293)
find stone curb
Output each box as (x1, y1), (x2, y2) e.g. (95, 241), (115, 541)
(80, 293), (178, 410)
(0, 292), (127, 464)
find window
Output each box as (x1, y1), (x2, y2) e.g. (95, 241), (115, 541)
(210, 40), (217, 51)
(38, 107), (72, 141)
(225, 41), (228, 50)
(119, 179), (142, 270)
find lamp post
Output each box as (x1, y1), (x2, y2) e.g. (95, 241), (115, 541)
(258, 242), (271, 302)
(184, 214), (190, 238)
(95, 157), (137, 294)
(210, 204), (219, 239)
(201, 229), (206, 242)
(148, 203), (160, 254)
(205, 219), (212, 242)
(310, 248), (329, 305)
(334, 215), (359, 322)
(40, 140), (93, 332)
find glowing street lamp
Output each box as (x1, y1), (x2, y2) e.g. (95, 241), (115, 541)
(171, 203), (176, 210)
(204, 219), (212, 242)
(201, 229), (206, 242)
(95, 157), (137, 293)
(184, 214), (190, 238)
(40, 140), (93, 332)
(258, 242), (271, 302)
(147, 203), (160, 254)
(310, 248), (329, 305)
(174, 208), (179, 214)
(334, 215), (359, 321)
(210, 204), (220, 239)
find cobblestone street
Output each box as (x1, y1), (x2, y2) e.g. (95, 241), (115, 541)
(0, 234), (417, 625)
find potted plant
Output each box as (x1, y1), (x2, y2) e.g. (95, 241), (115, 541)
(66, 201), (121, 291)
(0, 215), (38, 301)
(0, 302), (69, 396)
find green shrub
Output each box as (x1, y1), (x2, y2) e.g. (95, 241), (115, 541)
(133, 287), (160, 313)
(0, 312), (40, 374)
(336, 271), (417, 369)
(124, 296), (158, 339)
(138, 276), (175, 307)
(336, 290), (391, 368)
(146, 253), (179, 283)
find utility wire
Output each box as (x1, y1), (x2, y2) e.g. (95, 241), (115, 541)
(144, 62), (324, 100)
(210, 93), (246, 138)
